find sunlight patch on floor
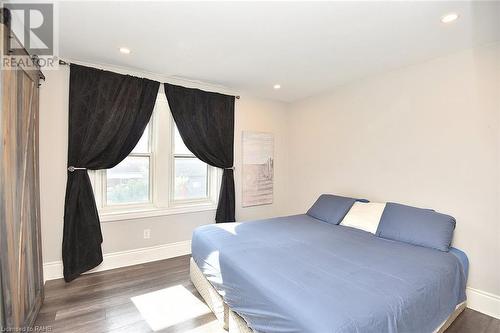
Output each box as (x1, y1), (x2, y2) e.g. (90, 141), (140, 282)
(131, 285), (212, 331)
(184, 320), (226, 333)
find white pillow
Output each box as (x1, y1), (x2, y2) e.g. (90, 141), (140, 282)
(340, 202), (386, 234)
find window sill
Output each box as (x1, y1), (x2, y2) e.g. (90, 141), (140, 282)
(99, 203), (217, 222)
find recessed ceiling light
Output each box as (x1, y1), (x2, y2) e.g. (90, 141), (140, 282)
(119, 47), (131, 54)
(273, 84), (281, 90)
(441, 13), (459, 24)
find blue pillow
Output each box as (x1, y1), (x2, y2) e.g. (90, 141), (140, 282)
(376, 202), (456, 252)
(307, 194), (360, 225)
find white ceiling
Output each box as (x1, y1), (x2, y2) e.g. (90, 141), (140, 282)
(58, 1), (500, 102)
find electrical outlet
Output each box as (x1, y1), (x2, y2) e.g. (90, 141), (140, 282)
(143, 229), (151, 239)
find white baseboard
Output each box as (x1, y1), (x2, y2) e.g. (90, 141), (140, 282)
(466, 287), (500, 319)
(43, 244), (499, 320)
(43, 240), (191, 282)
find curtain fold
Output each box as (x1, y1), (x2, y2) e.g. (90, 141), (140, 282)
(63, 64), (159, 282)
(164, 83), (235, 223)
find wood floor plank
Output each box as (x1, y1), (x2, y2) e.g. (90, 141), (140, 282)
(443, 308), (496, 333)
(44, 255), (190, 297)
(35, 255), (500, 333)
(40, 270), (190, 316)
(485, 317), (500, 333)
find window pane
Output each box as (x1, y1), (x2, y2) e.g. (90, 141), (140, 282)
(174, 158), (208, 200)
(107, 156), (150, 205)
(132, 124), (150, 153)
(174, 126), (192, 155)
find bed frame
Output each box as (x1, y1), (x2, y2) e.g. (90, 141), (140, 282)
(190, 258), (466, 333)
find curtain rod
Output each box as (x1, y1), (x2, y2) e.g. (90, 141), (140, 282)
(58, 59), (240, 99)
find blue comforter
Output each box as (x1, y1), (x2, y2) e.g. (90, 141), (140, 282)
(191, 215), (467, 333)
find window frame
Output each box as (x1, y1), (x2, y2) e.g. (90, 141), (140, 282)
(90, 91), (220, 222)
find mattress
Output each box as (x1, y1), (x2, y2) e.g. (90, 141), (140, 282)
(191, 214), (467, 333)
(190, 258), (466, 333)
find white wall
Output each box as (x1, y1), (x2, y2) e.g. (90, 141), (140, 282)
(39, 66), (289, 264)
(235, 98), (290, 221)
(288, 44), (500, 297)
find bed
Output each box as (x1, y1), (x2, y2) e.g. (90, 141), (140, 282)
(191, 201), (468, 333)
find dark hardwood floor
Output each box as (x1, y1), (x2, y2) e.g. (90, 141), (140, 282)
(35, 255), (499, 333)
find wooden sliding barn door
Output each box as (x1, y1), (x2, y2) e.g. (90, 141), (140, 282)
(0, 21), (44, 329)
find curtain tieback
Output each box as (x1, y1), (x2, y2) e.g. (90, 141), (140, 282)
(223, 166), (235, 170)
(67, 166), (87, 172)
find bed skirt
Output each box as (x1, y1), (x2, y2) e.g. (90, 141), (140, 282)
(189, 257), (465, 333)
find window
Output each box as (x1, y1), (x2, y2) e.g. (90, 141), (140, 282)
(106, 124), (152, 205)
(91, 90), (220, 222)
(173, 127), (208, 201)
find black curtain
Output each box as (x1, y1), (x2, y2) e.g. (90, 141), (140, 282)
(164, 83), (235, 223)
(63, 64), (159, 282)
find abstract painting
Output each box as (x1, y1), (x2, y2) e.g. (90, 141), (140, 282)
(242, 131), (274, 207)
